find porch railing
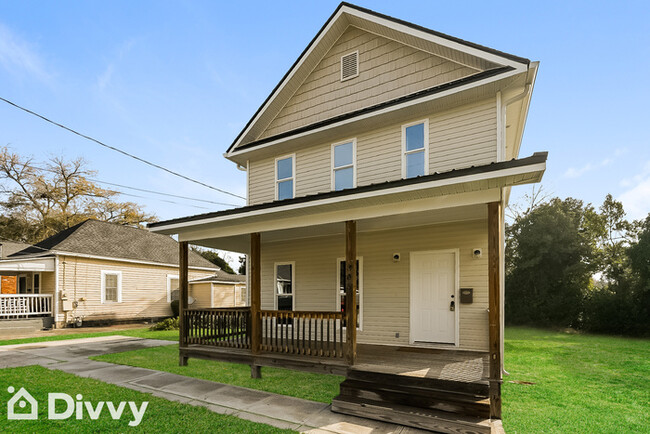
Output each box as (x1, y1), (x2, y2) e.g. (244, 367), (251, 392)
(182, 307), (346, 359)
(185, 307), (250, 349)
(0, 294), (53, 318)
(261, 310), (345, 358)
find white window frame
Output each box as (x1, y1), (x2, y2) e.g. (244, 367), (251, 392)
(336, 256), (363, 331)
(166, 274), (179, 303)
(273, 261), (296, 311)
(401, 119), (430, 179)
(101, 270), (122, 304)
(330, 138), (357, 191)
(275, 154), (296, 200)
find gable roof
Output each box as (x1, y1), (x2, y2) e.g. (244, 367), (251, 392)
(0, 239), (34, 259)
(7, 219), (217, 269)
(225, 2), (530, 157)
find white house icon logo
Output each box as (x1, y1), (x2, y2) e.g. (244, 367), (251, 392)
(7, 386), (38, 420)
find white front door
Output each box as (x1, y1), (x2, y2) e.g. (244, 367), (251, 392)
(410, 251), (457, 344)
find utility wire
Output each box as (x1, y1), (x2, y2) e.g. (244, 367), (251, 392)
(88, 178), (239, 207)
(3, 160), (239, 208)
(0, 95), (246, 200)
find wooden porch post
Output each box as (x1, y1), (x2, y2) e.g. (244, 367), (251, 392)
(179, 241), (189, 366)
(345, 220), (357, 366)
(488, 201), (502, 419)
(250, 233), (262, 358)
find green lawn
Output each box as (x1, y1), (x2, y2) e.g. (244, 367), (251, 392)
(0, 365), (291, 433)
(0, 327), (179, 346)
(94, 345), (344, 403)
(502, 327), (650, 433)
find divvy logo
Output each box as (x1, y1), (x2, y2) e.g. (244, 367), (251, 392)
(6, 386), (148, 426)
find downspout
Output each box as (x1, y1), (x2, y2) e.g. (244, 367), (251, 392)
(499, 82), (532, 376)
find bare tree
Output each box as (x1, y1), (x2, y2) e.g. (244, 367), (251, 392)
(0, 146), (157, 242)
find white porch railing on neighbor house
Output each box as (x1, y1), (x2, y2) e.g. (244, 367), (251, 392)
(0, 294), (53, 318)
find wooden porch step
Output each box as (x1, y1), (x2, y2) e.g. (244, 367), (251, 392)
(347, 368), (490, 397)
(331, 394), (492, 434)
(339, 379), (490, 418)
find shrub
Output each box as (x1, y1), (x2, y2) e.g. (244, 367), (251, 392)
(150, 317), (179, 331)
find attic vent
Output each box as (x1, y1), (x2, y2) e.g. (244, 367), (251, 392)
(340, 51), (359, 81)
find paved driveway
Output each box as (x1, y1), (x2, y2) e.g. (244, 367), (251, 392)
(0, 336), (420, 433)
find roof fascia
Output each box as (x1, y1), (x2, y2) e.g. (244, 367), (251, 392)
(151, 157), (546, 234)
(49, 251), (218, 271)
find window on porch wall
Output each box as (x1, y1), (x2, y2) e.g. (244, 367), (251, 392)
(275, 263), (294, 325)
(338, 259), (361, 329)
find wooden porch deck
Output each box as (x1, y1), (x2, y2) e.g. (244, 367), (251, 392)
(180, 341), (488, 384)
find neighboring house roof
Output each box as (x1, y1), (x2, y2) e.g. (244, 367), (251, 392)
(0, 239), (34, 259)
(190, 271), (246, 284)
(150, 152), (547, 229)
(226, 2), (531, 157)
(7, 219), (217, 269)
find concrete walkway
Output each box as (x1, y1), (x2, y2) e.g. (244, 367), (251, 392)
(0, 336), (423, 433)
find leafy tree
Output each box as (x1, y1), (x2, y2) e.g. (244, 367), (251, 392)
(238, 256), (246, 275)
(506, 198), (598, 327)
(191, 247), (235, 274)
(0, 147), (156, 243)
(625, 215), (650, 334)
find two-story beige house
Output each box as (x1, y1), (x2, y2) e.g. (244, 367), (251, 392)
(149, 3), (546, 432)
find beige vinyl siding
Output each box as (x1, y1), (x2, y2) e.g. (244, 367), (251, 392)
(259, 219), (488, 351)
(212, 283), (247, 308)
(57, 256), (212, 322)
(190, 282), (212, 308)
(40, 272), (55, 294)
(247, 98), (497, 205)
(260, 26), (478, 140)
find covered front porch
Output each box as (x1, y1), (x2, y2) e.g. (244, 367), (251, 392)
(0, 258), (56, 325)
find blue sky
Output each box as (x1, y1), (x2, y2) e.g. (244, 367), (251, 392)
(1, 0), (649, 228)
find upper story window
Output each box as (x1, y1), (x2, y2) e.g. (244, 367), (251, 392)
(402, 120), (429, 179)
(275, 154), (295, 200)
(331, 140), (356, 191)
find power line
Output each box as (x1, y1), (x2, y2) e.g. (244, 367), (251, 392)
(88, 178), (239, 207)
(0, 95), (246, 201)
(2, 160), (239, 208)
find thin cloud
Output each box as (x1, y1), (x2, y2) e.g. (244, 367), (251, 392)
(564, 158), (612, 179)
(619, 177), (650, 221)
(0, 23), (52, 84)
(96, 39), (135, 91)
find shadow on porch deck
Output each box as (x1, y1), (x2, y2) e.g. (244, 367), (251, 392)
(355, 344), (489, 384)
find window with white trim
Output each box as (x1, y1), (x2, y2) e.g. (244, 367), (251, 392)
(274, 262), (294, 311)
(337, 257), (363, 330)
(402, 120), (429, 179)
(331, 140), (356, 191)
(275, 155), (295, 200)
(101, 271), (122, 303)
(167, 275), (179, 303)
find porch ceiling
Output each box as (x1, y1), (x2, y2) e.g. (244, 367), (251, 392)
(190, 203), (488, 253)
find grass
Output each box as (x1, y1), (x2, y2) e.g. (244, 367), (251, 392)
(502, 327), (650, 433)
(0, 327), (179, 346)
(0, 365), (292, 433)
(94, 345), (344, 403)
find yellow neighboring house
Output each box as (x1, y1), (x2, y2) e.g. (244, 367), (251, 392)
(0, 219), (244, 331)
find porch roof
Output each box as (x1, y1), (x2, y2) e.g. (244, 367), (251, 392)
(0, 256), (55, 272)
(149, 152), (546, 252)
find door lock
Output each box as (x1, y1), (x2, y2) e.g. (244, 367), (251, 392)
(450, 300), (455, 311)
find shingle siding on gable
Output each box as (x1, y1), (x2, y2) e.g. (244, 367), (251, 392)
(247, 97), (497, 206)
(258, 26), (479, 141)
